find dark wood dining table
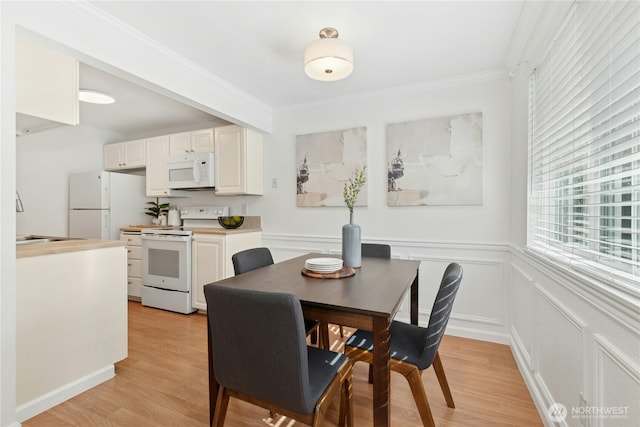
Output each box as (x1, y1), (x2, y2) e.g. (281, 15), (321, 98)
(206, 252), (420, 427)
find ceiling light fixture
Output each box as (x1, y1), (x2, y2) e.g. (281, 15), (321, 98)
(304, 27), (353, 81)
(79, 89), (115, 104)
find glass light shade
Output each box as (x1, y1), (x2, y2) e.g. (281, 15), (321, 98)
(304, 38), (353, 81)
(79, 90), (115, 104)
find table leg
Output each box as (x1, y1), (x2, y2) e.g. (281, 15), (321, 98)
(411, 268), (419, 325)
(208, 319), (219, 426)
(371, 316), (391, 427)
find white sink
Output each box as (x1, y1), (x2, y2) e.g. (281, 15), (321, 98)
(16, 235), (52, 245)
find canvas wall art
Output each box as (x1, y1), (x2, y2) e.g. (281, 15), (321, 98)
(296, 127), (367, 207)
(387, 112), (483, 206)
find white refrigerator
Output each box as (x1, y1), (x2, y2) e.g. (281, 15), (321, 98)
(69, 171), (149, 240)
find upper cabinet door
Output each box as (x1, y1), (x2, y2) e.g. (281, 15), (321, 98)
(103, 139), (145, 170)
(16, 37), (79, 125)
(168, 132), (191, 157)
(168, 129), (214, 157)
(103, 143), (124, 170)
(124, 139), (146, 168)
(214, 125), (263, 195)
(190, 129), (214, 153)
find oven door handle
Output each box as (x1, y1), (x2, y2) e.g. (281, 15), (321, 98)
(141, 234), (191, 242)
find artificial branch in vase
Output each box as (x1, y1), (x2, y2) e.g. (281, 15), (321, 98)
(343, 166), (367, 213)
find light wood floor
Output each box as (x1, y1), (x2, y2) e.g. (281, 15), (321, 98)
(23, 301), (542, 426)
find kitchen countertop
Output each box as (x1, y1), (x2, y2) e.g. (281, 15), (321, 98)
(16, 239), (125, 258)
(121, 216), (262, 234)
(120, 225), (262, 235)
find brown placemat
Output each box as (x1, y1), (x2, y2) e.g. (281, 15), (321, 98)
(301, 266), (356, 279)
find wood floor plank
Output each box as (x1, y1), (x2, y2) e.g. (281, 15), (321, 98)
(22, 301), (542, 426)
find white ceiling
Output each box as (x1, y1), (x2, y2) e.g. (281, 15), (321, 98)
(19, 1), (526, 137)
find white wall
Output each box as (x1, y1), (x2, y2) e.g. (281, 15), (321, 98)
(254, 75), (514, 343)
(16, 125), (120, 237)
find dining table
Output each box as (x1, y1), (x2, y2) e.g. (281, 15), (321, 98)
(206, 252), (420, 427)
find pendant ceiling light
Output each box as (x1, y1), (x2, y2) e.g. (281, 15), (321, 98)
(304, 27), (353, 81)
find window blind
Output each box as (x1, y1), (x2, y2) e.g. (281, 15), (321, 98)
(528, 0), (640, 291)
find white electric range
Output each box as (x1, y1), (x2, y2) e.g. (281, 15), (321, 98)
(140, 206), (229, 314)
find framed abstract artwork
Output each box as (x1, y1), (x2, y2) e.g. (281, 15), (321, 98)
(296, 127), (367, 207)
(387, 112), (483, 206)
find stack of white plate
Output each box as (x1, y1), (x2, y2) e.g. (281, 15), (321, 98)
(305, 257), (343, 273)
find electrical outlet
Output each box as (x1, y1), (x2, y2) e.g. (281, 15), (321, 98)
(241, 204), (248, 215)
(272, 178), (278, 188)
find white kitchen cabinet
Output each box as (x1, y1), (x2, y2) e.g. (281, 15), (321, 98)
(168, 128), (214, 157)
(145, 135), (188, 197)
(16, 36), (79, 126)
(104, 139), (146, 170)
(191, 232), (262, 311)
(214, 125), (263, 195)
(120, 232), (143, 299)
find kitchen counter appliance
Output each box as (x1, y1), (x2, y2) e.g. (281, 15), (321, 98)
(141, 206), (229, 314)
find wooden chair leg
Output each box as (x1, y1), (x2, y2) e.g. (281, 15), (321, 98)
(318, 322), (330, 350)
(339, 365), (354, 427)
(339, 325), (344, 337)
(212, 386), (230, 427)
(310, 329), (318, 345)
(432, 351), (455, 408)
(403, 367), (435, 427)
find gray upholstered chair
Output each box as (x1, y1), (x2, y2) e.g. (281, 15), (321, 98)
(231, 247), (274, 275)
(231, 247), (321, 344)
(344, 262), (463, 427)
(205, 284), (354, 427)
(361, 243), (391, 259)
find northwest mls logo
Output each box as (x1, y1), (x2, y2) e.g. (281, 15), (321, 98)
(548, 403), (568, 422)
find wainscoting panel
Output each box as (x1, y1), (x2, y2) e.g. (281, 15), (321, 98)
(593, 334), (640, 426)
(535, 285), (586, 422)
(511, 264), (535, 371)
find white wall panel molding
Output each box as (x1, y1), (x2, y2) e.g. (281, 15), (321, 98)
(263, 233), (510, 253)
(592, 334), (640, 426)
(534, 284), (587, 427)
(511, 246), (639, 337)
(535, 284), (587, 338)
(510, 264), (535, 371)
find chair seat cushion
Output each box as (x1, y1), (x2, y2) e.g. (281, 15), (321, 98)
(345, 320), (430, 369)
(306, 347), (349, 411)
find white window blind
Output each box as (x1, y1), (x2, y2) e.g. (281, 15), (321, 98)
(528, 0), (640, 291)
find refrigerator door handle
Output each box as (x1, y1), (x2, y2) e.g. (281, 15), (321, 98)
(102, 211), (110, 239)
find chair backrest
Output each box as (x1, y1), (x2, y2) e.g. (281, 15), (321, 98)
(419, 262), (463, 368)
(232, 247), (274, 275)
(204, 284), (316, 414)
(361, 243), (391, 258)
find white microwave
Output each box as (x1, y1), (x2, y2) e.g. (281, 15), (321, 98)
(166, 152), (215, 189)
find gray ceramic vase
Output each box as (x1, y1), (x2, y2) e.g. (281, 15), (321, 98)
(342, 212), (361, 268)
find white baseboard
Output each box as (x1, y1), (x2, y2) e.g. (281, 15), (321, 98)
(16, 365), (115, 423)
